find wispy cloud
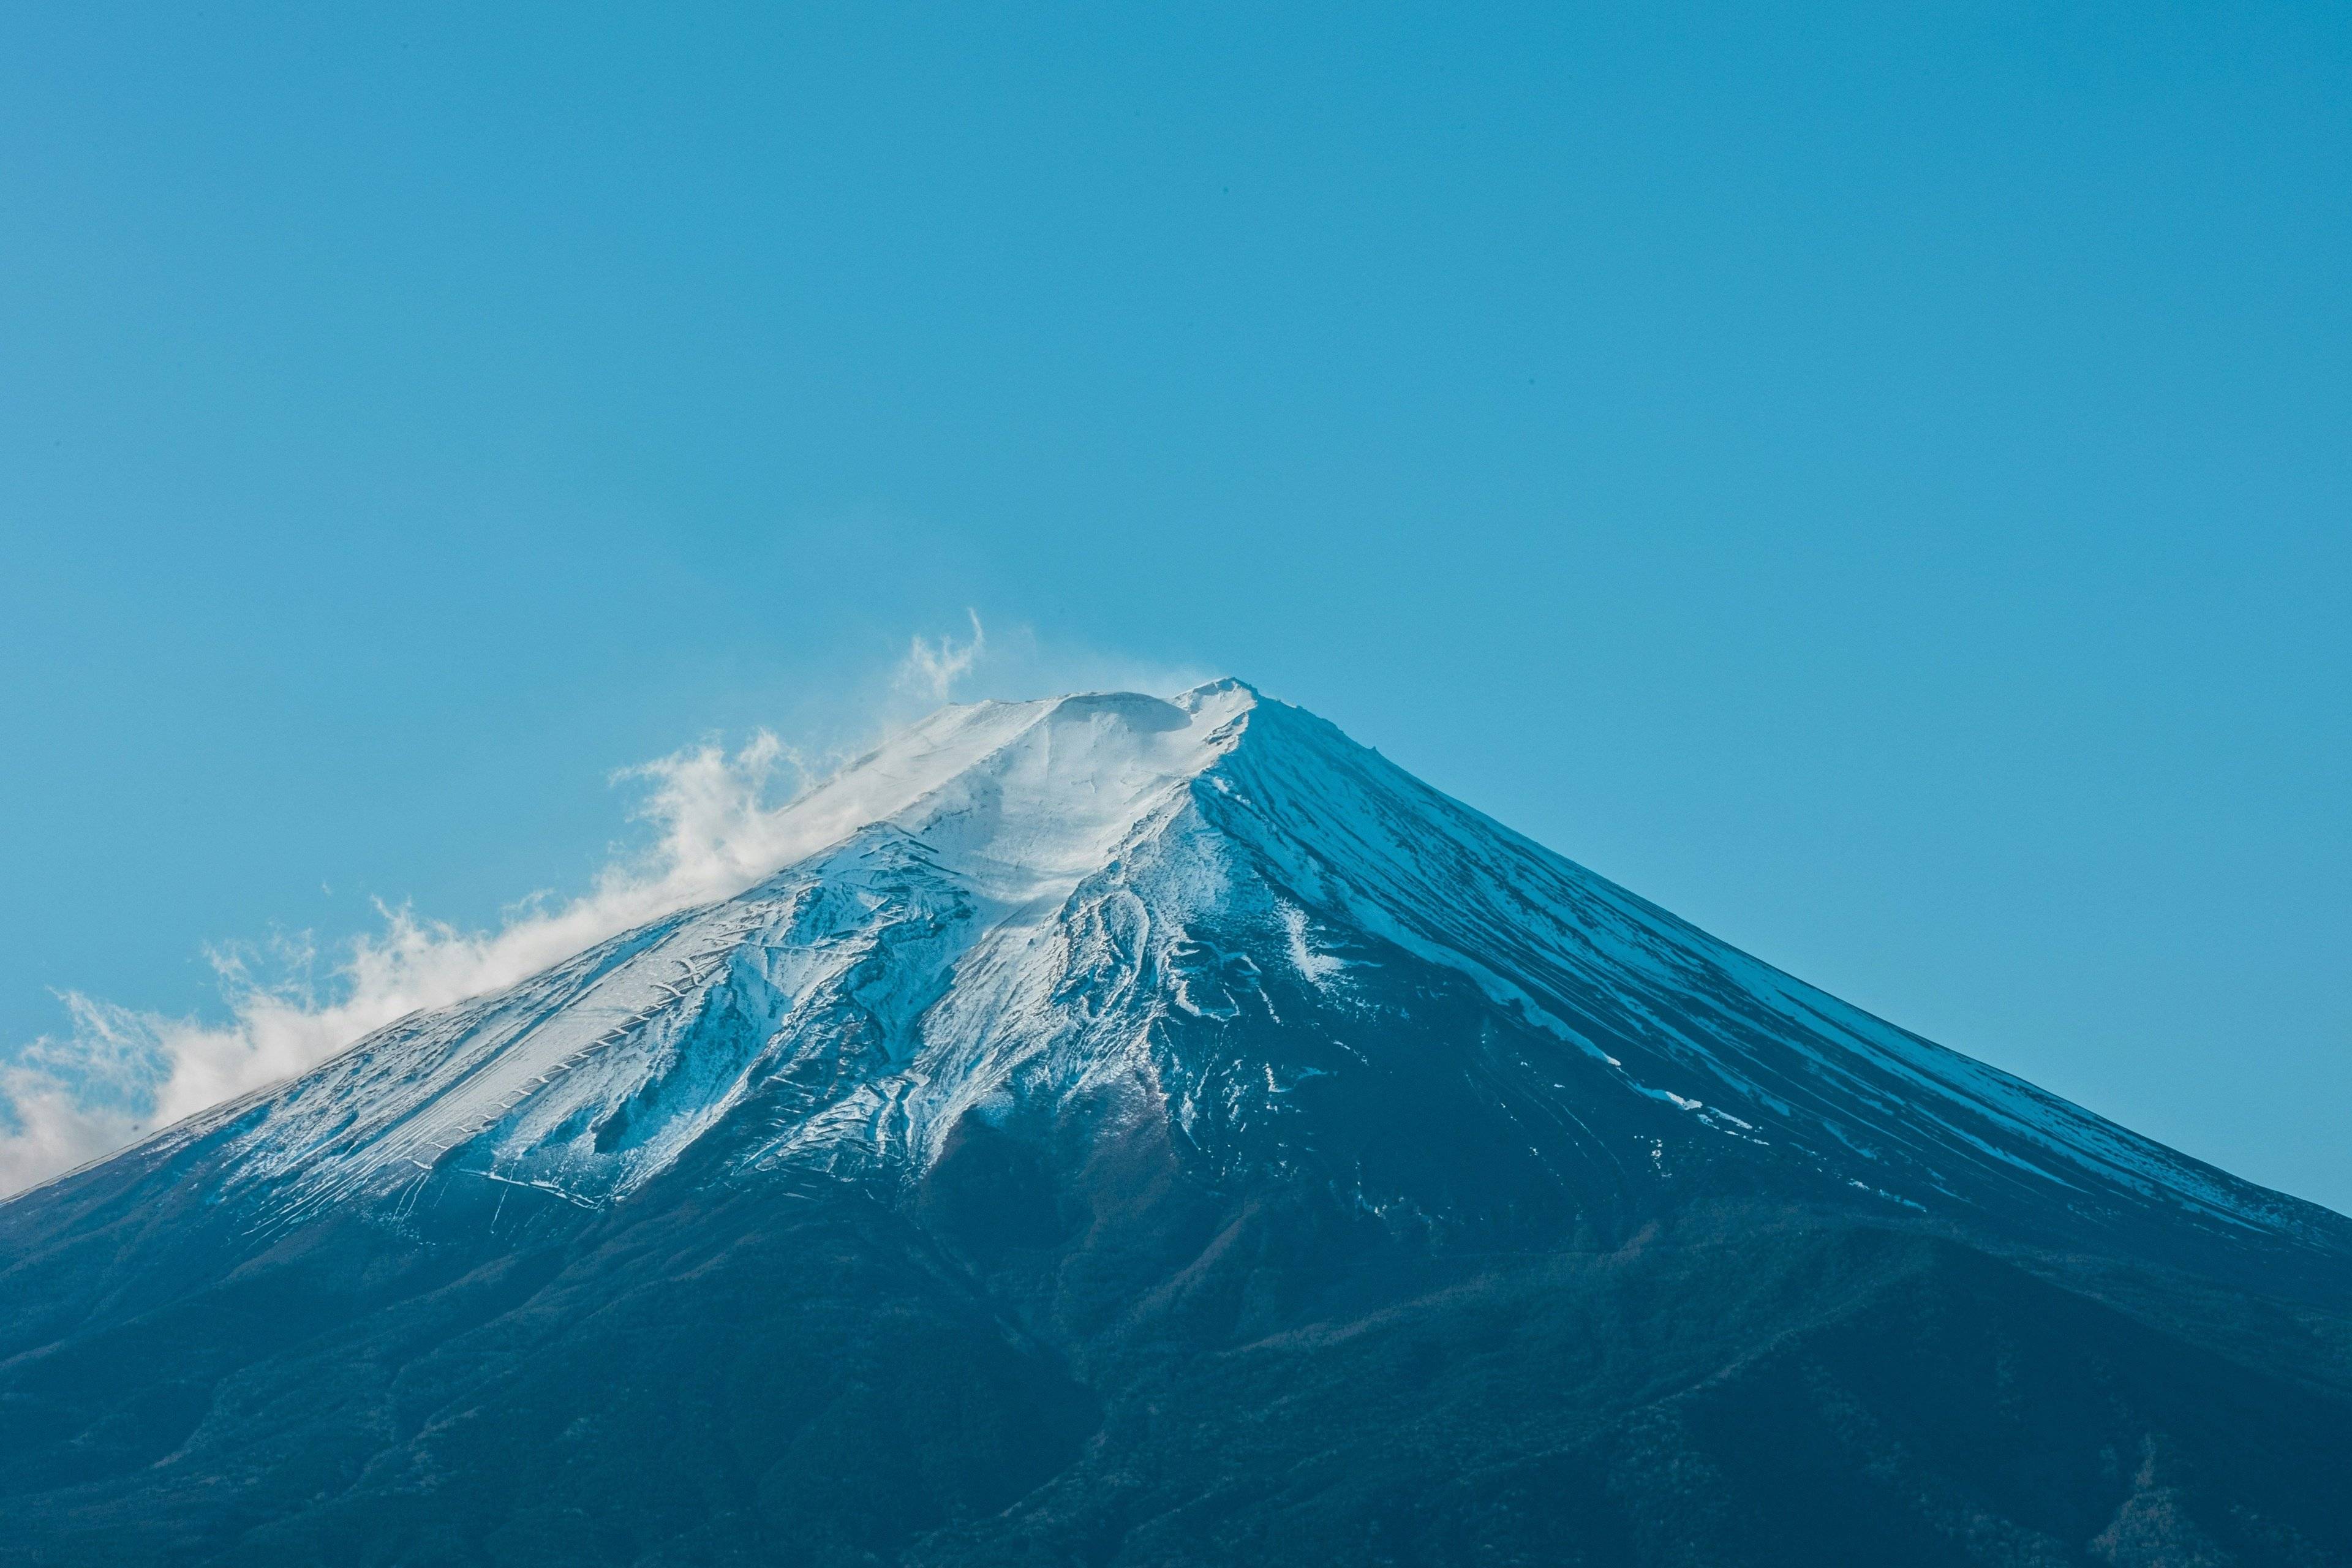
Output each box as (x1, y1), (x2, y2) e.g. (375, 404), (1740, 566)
(0, 729), (812, 1197)
(891, 609), (987, 703)
(0, 617), (1219, 1198)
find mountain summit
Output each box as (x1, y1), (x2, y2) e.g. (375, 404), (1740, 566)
(6, 682), (2349, 1567)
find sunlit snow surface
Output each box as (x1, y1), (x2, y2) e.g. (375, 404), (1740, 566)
(156, 680), (2320, 1246)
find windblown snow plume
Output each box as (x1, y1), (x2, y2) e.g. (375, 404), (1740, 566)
(893, 610), (987, 702)
(0, 616), (1215, 1198)
(0, 732), (811, 1197)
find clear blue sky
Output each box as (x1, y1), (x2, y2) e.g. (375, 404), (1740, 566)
(2, 4), (2346, 1207)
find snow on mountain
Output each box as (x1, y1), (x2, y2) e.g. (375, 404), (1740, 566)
(175, 683), (1249, 1219)
(121, 679), (2340, 1258)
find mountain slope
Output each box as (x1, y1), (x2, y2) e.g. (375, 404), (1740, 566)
(3, 680), (2347, 1567)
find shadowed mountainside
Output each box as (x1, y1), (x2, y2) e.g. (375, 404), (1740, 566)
(4, 682), (2347, 1566)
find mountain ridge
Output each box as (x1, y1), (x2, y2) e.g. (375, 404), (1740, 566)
(81, 677), (2339, 1262)
(3, 679), (2346, 1567)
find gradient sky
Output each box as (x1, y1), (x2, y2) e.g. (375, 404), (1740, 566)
(2, 4), (2346, 1207)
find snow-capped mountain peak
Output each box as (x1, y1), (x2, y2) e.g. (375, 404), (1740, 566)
(126, 680), (2346, 1269)
(757, 680), (1254, 900)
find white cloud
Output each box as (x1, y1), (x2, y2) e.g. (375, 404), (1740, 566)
(0, 729), (812, 1198)
(892, 609), (987, 703)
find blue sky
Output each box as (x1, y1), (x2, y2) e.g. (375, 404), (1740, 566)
(2, 4), (2346, 1206)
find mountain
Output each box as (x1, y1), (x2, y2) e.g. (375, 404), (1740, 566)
(4, 680), (2348, 1567)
